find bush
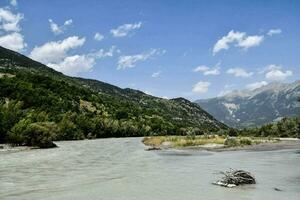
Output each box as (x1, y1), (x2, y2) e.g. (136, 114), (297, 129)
(224, 137), (239, 147)
(9, 121), (57, 148)
(227, 128), (238, 137)
(239, 138), (252, 146)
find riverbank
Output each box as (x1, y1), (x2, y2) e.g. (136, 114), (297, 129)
(0, 144), (35, 153)
(142, 135), (300, 151)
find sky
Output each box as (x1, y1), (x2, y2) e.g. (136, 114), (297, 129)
(0, 0), (299, 100)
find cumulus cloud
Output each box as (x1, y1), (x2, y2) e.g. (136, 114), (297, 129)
(117, 49), (165, 70)
(246, 81), (268, 90)
(0, 8), (23, 32)
(110, 22), (142, 37)
(226, 67), (253, 78)
(237, 35), (264, 49)
(29, 36), (116, 75)
(151, 71), (161, 78)
(47, 55), (95, 75)
(213, 30), (264, 54)
(193, 65), (220, 76)
(49, 19), (73, 35)
(0, 8), (26, 52)
(267, 29), (282, 36)
(264, 64), (293, 81)
(94, 32), (104, 41)
(10, 0), (17, 6)
(29, 36), (86, 64)
(192, 81), (210, 94)
(0, 32), (26, 51)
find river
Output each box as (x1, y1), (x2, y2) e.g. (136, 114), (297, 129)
(1, 138), (299, 200)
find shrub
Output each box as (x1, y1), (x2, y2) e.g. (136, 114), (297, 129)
(224, 137), (239, 147)
(239, 138), (252, 146)
(9, 121), (57, 148)
(23, 122), (58, 148)
(228, 128), (238, 137)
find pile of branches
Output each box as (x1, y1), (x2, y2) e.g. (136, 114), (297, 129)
(214, 169), (256, 187)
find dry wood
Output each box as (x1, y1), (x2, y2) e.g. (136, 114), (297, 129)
(214, 169), (256, 187)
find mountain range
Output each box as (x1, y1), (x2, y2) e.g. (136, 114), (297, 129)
(196, 82), (300, 127)
(0, 45), (226, 147)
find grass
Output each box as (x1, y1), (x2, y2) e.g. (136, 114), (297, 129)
(142, 135), (277, 148)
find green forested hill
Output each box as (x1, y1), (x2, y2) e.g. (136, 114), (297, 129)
(0, 46), (227, 148)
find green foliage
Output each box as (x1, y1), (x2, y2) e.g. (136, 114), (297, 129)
(227, 128), (238, 137)
(9, 121), (57, 148)
(224, 137), (239, 147)
(237, 117), (300, 138)
(239, 138), (252, 146)
(0, 46), (228, 147)
(0, 100), (24, 143)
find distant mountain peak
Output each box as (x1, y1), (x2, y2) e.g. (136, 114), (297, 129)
(196, 81), (300, 127)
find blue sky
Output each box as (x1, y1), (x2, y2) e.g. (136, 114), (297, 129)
(0, 0), (299, 100)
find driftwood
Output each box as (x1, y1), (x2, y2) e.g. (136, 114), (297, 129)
(213, 169), (256, 187)
(145, 147), (161, 151)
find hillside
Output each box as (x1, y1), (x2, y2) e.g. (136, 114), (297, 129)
(0, 46), (227, 147)
(196, 82), (300, 127)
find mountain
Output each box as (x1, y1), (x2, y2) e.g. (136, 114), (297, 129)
(0, 46), (226, 147)
(196, 82), (300, 128)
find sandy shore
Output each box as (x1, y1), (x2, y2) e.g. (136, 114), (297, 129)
(146, 139), (300, 152)
(208, 140), (300, 152)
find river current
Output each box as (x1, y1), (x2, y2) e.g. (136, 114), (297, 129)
(1, 138), (299, 200)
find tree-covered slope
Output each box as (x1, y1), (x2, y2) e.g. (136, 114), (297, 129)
(0, 46), (227, 147)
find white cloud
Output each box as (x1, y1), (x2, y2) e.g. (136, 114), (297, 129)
(110, 22), (142, 37)
(29, 36), (86, 64)
(0, 32), (26, 52)
(0, 8), (23, 32)
(204, 68), (220, 75)
(144, 90), (152, 95)
(264, 64), (293, 81)
(192, 81), (210, 94)
(213, 31), (245, 54)
(10, 0), (17, 6)
(151, 71), (161, 78)
(47, 55), (95, 75)
(193, 65), (209, 72)
(30, 39), (116, 76)
(226, 67), (253, 78)
(49, 19), (73, 35)
(90, 45), (117, 58)
(193, 65), (220, 76)
(267, 29), (282, 36)
(35, 45), (116, 76)
(237, 35), (264, 49)
(213, 30), (264, 54)
(94, 32), (104, 41)
(0, 8), (26, 52)
(246, 81), (268, 90)
(117, 49), (164, 69)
